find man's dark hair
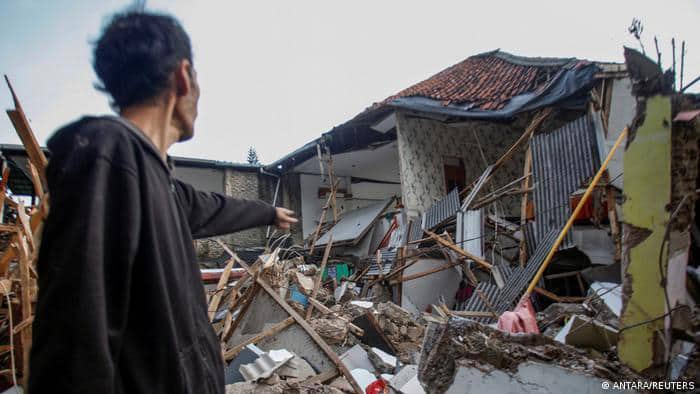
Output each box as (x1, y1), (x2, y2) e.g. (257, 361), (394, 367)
(93, 11), (193, 110)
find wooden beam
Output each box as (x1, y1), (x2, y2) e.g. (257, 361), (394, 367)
(533, 287), (587, 303)
(389, 261), (461, 285)
(306, 236), (333, 319)
(448, 310), (497, 318)
(425, 230), (492, 270)
(224, 316), (295, 361)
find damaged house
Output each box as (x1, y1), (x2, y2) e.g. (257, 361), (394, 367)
(267, 50), (634, 315)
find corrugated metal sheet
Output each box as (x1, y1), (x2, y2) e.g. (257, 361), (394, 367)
(531, 115), (600, 249)
(422, 187), (460, 230)
(457, 228), (560, 323)
(408, 217), (424, 243)
(495, 228), (559, 312)
(461, 164), (494, 210)
(364, 248), (397, 276)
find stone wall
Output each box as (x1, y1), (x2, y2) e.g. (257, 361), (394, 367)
(395, 111), (528, 216)
(220, 168), (267, 248)
(195, 168), (280, 261)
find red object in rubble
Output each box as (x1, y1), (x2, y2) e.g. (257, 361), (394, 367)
(365, 378), (389, 394)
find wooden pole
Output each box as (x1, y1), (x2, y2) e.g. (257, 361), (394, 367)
(306, 236), (333, 319)
(519, 145), (533, 267)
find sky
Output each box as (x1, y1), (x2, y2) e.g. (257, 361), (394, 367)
(1, 0), (699, 164)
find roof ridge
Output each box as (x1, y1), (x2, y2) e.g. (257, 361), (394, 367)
(472, 49), (577, 67)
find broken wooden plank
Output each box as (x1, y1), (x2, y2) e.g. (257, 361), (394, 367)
(224, 316), (295, 361)
(425, 230), (492, 270)
(5, 76), (48, 189)
(306, 236), (333, 320)
(533, 287), (587, 303)
(208, 258), (236, 321)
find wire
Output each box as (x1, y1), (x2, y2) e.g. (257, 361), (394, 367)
(618, 306), (690, 333)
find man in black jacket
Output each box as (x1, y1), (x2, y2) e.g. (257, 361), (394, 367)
(28, 11), (297, 394)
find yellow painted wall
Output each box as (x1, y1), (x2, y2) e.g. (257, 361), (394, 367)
(618, 95), (671, 372)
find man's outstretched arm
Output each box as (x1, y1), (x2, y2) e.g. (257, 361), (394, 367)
(173, 179), (296, 239)
(29, 148), (141, 394)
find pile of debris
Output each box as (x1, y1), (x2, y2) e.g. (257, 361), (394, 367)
(0, 77), (49, 390)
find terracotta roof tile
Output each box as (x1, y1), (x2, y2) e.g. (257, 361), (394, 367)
(379, 51), (572, 111)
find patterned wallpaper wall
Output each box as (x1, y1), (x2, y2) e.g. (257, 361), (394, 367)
(396, 111), (526, 216)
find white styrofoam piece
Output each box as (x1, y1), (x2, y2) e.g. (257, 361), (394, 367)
(239, 349), (294, 382)
(335, 281), (349, 302)
(370, 347), (397, 368)
(401, 375), (426, 394)
(350, 300), (374, 309)
(554, 317), (575, 344)
(351, 368), (377, 391)
(340, 344), (376, 373)
(589, 282), (622, 317)
(381, 373), (395, 381)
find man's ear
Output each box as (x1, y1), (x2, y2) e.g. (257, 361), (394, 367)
(174, 60), (193, 97)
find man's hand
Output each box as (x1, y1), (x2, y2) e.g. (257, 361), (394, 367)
(275, 207), (298, 230)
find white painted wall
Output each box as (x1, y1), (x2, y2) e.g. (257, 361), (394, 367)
(401, 258), (462, 313)
(299, 175), (401, 238)
(293, 141), (401, 182)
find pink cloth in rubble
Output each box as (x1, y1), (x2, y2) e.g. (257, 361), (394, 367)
(497, 297), (540, 334)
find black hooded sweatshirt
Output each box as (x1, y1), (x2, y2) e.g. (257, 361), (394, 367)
(28, 116), (276, 394)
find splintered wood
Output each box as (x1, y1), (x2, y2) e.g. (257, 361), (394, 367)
(0, 76), (49, 388)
